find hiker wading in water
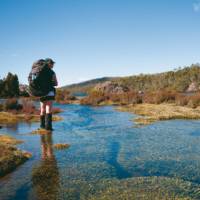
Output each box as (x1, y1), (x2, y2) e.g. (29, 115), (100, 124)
(39, 58), (58, 131)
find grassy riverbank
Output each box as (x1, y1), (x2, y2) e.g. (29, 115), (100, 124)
(117, 103), (200, 126)
(0, 134), (31, 177)
(0, 111), (62, 124)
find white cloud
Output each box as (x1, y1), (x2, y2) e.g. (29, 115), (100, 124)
(193, 2), (200, 12)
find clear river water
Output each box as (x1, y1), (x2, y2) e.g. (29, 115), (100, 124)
(1, 103), (200, 199)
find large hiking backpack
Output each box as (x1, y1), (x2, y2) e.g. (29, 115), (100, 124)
(28, 59), (49, 97)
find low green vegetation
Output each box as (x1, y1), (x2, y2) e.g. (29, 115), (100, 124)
(63, 64), (200, 94)
(116, 64), (200, 92)
(0, 134), (31, 177)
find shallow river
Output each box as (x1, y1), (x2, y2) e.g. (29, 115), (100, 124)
(1, 104), (200, 199)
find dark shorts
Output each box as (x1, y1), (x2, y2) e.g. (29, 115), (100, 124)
(40, 89), (56, 102)
(40, 95), (55, 102)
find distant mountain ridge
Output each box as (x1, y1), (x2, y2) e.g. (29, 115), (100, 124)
(61, 77), (117, 93)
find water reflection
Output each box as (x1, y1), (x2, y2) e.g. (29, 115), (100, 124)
(4, 123), (19, 131)
(31, 133), (60, 200)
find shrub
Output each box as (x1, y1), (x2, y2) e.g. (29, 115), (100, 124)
(55, 89), (67, 102)
(20, 98), (38, 114)
(4, 98), (22, 111)
(0, 104), (3, 111)
(55, 89), (76, 103)
(80, 91), (107, 105)
(187, 94), (200, 108)
(175, 94), (189, 106)
(143, 90), (177, 104)
(123, 91), (143, 104)
(109, 91), (143, 105)
(109, 93), (121, 102)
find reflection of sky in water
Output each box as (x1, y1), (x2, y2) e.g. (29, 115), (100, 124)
(1, 104), (200, 199)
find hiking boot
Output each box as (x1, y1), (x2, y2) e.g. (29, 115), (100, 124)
(40, 115), (45, 129)
(45, 113), (54, 131)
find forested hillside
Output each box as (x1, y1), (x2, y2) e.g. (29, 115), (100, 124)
(115, 64), (200, 92)
(62, 64), (200, 93)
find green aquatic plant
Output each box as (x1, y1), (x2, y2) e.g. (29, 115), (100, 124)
(61, 177), (198, 200)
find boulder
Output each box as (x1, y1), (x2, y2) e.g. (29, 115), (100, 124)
(186, 82), (199, 92)
(94, 81), (130, 94)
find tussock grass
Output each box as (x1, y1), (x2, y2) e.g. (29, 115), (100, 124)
(117, 103), (200, 125)
(0, 134), (31, 177)
(0, 111), (62, 124)
(0, 134), (23, 145)
(53, 143), (70, 150)
(31, 129), (51, 135)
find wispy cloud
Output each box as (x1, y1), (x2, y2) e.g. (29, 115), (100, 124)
(193, 1), (200, 12)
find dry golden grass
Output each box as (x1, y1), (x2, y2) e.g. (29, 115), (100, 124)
(0, 134), (23, 145)
(53, 143), (70, 150)
(0, 134), (31, 177)
(0, 111), (62, 124)
(99, 100), (121, 106)
(31, 129), (51, 135)
(0, 112), (18, 123)
(117, 103), (200, 125)
(52, 115), (63, 121)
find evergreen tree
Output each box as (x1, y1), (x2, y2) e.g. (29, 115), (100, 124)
(0, 73), (19, 97)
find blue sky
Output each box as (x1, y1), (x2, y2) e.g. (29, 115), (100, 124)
(0, 0), (200, 86)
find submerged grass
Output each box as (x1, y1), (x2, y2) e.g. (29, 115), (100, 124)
(117, 103), (200, 125)
(62, 176), (198, 200)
